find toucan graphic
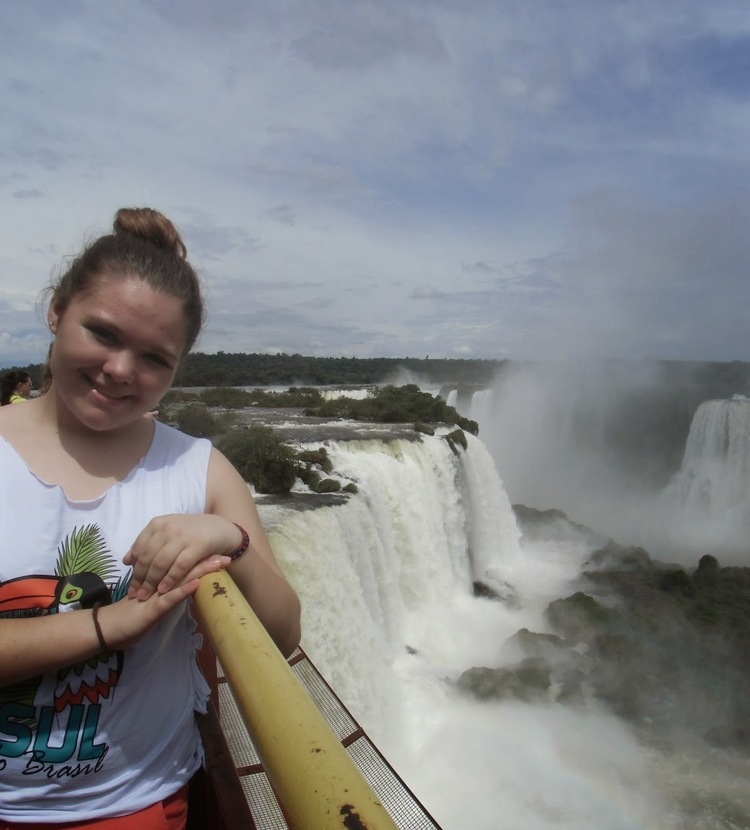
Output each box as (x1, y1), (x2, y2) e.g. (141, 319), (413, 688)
(0, 524), (128, 714)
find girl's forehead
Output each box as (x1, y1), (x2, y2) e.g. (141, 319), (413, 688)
(75, 276), (179, 314)
(70, 276), (188, 349)
(81, 273), (161, 298)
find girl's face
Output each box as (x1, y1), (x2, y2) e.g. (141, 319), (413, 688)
(48, 275), (188, 432)
(16, 377), (32, 397)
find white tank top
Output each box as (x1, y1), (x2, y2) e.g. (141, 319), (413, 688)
(0, 421), (212, 822)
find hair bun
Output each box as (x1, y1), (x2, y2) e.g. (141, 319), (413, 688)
(113, 207), (187, 261)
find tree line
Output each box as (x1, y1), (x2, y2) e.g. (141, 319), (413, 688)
(3, 352), (504, 390)
(5, 353), (750, 392)
(172, 352), (506, 387)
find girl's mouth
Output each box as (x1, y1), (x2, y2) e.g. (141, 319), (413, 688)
(85, 375), (130, 402)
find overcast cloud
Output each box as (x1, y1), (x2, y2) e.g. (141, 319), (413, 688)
(1, 0), (749, 365)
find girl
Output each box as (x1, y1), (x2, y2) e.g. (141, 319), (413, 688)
(0, 370), (32, 405)
(0, 208), (301, 828)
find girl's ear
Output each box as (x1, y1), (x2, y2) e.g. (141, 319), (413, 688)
(47, 303), (59, 334)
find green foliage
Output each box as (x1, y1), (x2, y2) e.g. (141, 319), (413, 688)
(445, 428), (468, 455)
(246, 388), (325, 408)
(217, 426), (298, 494)
(200, 387), (255, 407)
(298, 467), (321, 490)
(155, 405), (175, 423)
(698, 554), (719, 572)
(296, 448), (333, 473)
(314, 385), (479, 434)
(545, 591), (616, 640)
(162, 389), (202, 404)
(315, 478), (341, 493)
(176, 404), (218, 438)
(658, 569), (696, 598)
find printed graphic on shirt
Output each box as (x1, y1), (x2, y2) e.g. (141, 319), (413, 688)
(0, 523), (130, 777)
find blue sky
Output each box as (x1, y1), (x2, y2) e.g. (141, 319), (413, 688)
(1, 0), (749, 366)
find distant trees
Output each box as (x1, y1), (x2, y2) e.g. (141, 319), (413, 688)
(12, 352), (750, 401)
(172, 352), (505, 387)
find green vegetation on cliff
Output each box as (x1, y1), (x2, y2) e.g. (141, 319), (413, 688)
(312, 384), (478, 434)
(168, 384), (474, 494)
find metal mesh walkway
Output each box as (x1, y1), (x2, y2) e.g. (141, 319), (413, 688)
(216, 647), (442, 830)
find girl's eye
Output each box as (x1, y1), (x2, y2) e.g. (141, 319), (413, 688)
(146, 353), (172, 369)
(88, 326), (116, 344)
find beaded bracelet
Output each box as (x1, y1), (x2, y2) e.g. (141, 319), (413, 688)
(92, 602), (109, 652)
(229, 523), (250, 561)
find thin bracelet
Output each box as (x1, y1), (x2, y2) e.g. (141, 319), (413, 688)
(228, 523), (250, 561)
(92, 602), (109, 652)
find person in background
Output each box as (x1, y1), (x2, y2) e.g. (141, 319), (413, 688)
(0, 207), (301, 829)
(0, 370), (32, 404)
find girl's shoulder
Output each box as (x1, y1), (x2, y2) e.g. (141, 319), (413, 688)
(0, 395), (37, 432)
(148, 418), (213, 465)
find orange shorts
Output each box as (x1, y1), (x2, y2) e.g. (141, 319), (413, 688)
(0, 784), (188, 830)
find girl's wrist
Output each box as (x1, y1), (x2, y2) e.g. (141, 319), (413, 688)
(228, 523), (250, 561)
(92, 603), (109, 652)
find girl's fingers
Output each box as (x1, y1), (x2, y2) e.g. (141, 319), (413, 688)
(131, 549), (229, 599)
(127, 534), (194, 598)
(158, 555), (231, 594)
(134, 542), (192, 597)
(156, 577), (201, 607)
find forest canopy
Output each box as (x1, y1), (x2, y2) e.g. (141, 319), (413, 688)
(5, 352), (750, 394)
(173, 352), (505, 387)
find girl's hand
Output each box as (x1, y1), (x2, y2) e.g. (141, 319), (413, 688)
(99, 579), (201, 650)
(124, 514), (242, 600)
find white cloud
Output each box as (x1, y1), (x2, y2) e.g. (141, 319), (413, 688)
(1, 0), (749, 365)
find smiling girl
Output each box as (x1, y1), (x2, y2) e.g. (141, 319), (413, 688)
(0, 208), (301, 829)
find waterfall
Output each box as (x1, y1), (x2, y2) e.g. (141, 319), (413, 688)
(262, 434), (523, 740)
(662, 395), (750, 553)
(258, 432), (692, 830)
(321, 388), (374, 401)
(466, 388), (493, 425)
(667, 395), (750, 511)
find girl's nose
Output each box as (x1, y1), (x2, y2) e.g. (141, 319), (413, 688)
(103, 350), (136, 382)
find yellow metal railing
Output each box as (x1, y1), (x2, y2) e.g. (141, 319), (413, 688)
(194, 571), (400, 830)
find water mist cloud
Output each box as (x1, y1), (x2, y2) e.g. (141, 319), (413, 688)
(405, 697), (668, 830)
(473, 361), (680, 555)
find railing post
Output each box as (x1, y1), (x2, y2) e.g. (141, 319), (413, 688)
(193, 571), (400, 830)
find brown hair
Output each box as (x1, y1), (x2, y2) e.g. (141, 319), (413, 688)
(49, 207), (205, 353)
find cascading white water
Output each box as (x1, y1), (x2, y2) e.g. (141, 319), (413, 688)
(466, 388), (493, 426)
(663, 396), (750, 548)
(263, 434), (522, 745)
(321, 388), (374, 401)
(259, 431), (713, 829)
